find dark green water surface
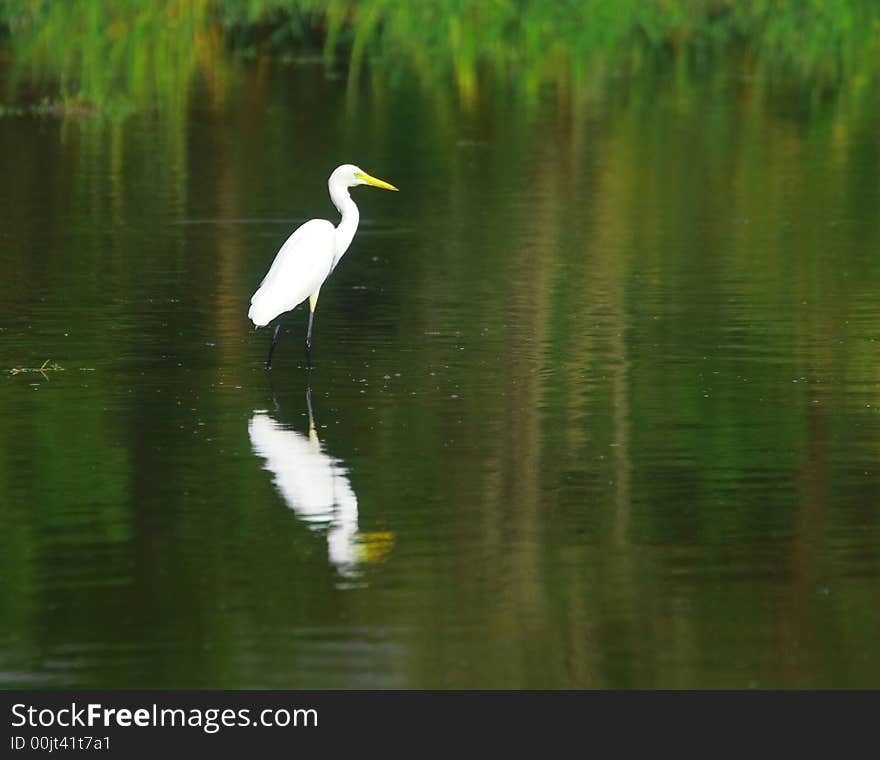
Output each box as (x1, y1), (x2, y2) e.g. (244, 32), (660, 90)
(2, 57), (880, 688)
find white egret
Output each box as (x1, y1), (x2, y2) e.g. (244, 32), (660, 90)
(248, 164), (398, 368)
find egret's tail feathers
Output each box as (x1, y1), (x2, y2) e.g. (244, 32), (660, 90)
(248, 297), (276, 328)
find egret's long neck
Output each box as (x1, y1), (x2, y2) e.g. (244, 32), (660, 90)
(329, 180), (359, 259)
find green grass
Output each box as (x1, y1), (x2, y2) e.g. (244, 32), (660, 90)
(1, 0), (878, 116)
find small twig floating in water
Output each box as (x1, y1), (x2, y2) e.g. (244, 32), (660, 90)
(9, 359), (64, 379)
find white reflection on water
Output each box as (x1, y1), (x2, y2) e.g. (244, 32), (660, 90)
(249, 389), (390, 579)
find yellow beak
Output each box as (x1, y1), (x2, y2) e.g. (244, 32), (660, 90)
(355, 171), (398, 191)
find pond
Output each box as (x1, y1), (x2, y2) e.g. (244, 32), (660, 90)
(2, 45), (880, 688)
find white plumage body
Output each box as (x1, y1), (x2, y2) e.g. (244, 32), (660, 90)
(248, 219), (337, 327)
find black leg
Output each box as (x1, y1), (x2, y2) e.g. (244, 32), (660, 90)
(305, 310), (315, 356)
(265, 321), (282, 370)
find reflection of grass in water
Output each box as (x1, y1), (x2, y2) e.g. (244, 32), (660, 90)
(2, 1), (880, 115)
(0, 95), (101, 118)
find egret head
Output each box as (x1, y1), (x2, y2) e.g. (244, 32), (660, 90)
(330, 164), (398, 192)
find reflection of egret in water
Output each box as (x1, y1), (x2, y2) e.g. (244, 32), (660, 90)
(248, 386), (392, 579)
